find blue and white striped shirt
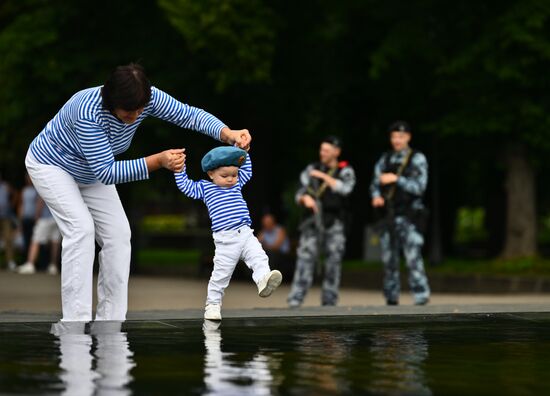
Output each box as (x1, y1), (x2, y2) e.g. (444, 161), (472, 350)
(29, 86), (226, 184)
(174, 155), (252, 232)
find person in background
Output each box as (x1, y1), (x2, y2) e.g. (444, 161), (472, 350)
(370, 120), (430, 306)
(18, 173), (38, 257)
(17, 196), (61, 275)
(258, 213), (291, 277)
(258, 213), (290, 254)
(287, 136), (356, 308)
(0, 173), (17, 271)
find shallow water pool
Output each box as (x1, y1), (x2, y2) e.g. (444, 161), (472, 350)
(1, 313), (549, 395)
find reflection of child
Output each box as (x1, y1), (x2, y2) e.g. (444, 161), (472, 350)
(175, 146), (282, 320)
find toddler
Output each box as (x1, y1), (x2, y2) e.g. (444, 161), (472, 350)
(175, 146), (282, 320)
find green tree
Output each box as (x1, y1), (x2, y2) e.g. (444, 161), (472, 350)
(370, 0), (550, 258)
(0, 0), (195, 182)
(157, 0), (277, 92)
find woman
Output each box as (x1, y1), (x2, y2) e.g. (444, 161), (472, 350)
(25, 63), (251, 322)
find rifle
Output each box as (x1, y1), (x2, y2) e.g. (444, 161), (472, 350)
(299, 166), (337, 276)
(299, 200), (324, 276)
(372, 149), (414, 233)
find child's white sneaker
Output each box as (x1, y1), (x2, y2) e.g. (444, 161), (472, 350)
(47, 263), (58, 275)
(257, 270), (282, 297)
(204, 304), (222, 320)
(17, 262), (36, 274)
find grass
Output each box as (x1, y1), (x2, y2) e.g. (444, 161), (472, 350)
(343, 257), (550, 276)
(429, 257), (550, 276)
(134, 249), (550, 277)
(136, 248), (201, 267)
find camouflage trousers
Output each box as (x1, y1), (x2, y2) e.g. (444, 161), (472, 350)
(380, 216), (430, 304)
(288, 219), (346, 306)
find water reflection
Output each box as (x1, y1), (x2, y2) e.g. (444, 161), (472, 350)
(202, 320), (276, 395)
(294, 330), (354, 394)
(368, 328), (431, 396)
(50, 321), (135, 396)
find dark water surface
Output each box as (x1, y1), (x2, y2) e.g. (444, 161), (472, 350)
(0, 313), (549, 395)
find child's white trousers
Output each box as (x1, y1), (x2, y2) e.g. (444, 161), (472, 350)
(26, 151), (131, 322)
(208, 225), (270, 305)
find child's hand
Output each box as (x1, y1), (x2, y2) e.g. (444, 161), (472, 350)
(160, 148), (185, 172)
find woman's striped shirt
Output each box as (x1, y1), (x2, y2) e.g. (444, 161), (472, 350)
(29, 86), (226, 184)
(174, 156), (252, 232)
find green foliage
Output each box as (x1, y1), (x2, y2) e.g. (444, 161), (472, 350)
(434, 0), (550, 145)
(368, 0), (550, 147)
(0, 0), (192, 179)
(0, 1), (68, 169)
(141, 214), (187, 233)
(137, 248), (200, 266)
(2, 0), (550, 262)
(430, 257), (550, 276)
(157, 0), (276, 92)
(454, 207), (488, 244)
(344, 257), (550, 275)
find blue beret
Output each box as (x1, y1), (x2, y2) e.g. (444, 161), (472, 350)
(201, 146), (247, 172)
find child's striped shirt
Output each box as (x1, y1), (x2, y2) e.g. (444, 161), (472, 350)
(175, 155), (252, 232)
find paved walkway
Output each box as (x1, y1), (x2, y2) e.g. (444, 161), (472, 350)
(1, 271), (550, 322)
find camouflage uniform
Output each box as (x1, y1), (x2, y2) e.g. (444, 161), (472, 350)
(288, 161), (356, 307)
(370, 148), (430, 305)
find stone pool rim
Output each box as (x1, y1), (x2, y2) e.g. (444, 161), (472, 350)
(1, 303), (549, 326)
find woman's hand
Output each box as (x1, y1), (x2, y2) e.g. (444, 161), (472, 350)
(146, 149), (185, 173)
(160, 149), (186, 172)
(221, 127), (251, 150)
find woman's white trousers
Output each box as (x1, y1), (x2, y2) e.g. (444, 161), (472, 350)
(26, 151), (131, 321)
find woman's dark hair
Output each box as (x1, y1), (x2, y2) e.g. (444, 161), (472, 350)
(101, 63), (151, 111)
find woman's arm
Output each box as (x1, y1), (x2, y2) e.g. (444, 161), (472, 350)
(148, 87), (251, 149)
(78, 118), (185, 184)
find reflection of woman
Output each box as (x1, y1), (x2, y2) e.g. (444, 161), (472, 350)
(52, 321), (134, 396)
(26, 64), (251, 322)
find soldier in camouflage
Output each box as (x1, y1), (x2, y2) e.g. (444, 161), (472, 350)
(370, 121), (430, 305)
(288, 136), (356, 307)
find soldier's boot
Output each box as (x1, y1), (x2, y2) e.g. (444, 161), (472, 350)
(383, 268), (401, 305)
(321, 289), (338, 306)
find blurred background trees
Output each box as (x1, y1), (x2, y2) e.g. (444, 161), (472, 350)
(1, 0), (550, 262)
